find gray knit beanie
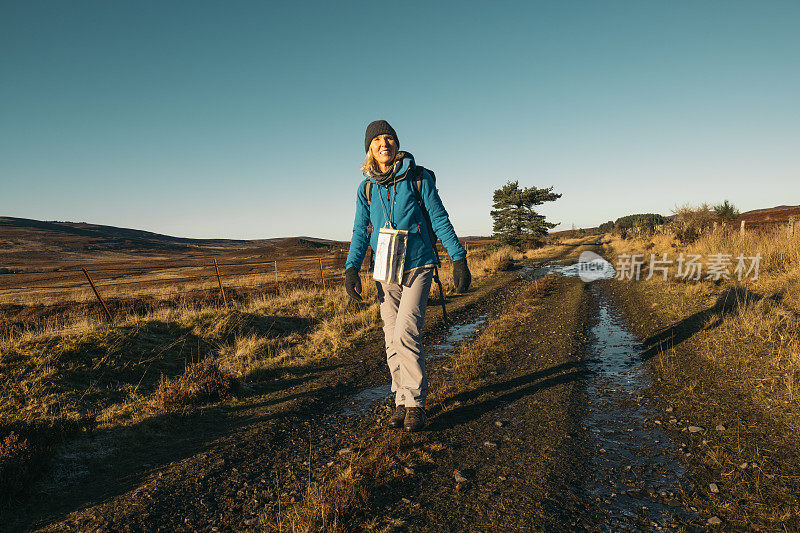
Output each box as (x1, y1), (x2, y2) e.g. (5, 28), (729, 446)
(364, 120), (399, 153)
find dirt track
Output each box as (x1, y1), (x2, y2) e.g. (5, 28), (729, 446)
(7, 241), (710, 532)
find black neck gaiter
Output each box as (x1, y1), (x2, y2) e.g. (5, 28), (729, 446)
(370, 152), (411, 186)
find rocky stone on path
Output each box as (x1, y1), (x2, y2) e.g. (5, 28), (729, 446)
(453, 470), (467, 483)
(707, 516), (722, 525)
(403, 466), (415, 475)
(687, 426), (704, 433)
(715, 424), (726, 431)
(338, 447), (356, 455)
(483, 441), (498, 448)
(494, 419), (509, 428)
(739, 462), (748, 469)
(709, 483), (719, 493)
(497, 475), (507, 481)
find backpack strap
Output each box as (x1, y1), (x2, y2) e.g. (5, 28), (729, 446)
(412, 165), (441, 265)
(365, 180), (372, 206)
(411, 165), (435, 203)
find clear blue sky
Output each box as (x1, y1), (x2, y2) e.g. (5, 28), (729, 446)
(2, 1), (798, 240)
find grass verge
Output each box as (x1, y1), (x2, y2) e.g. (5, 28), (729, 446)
(605, 230), (800, 530)
(0, 246), (522, 505)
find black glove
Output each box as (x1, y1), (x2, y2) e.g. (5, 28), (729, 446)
(344, 267), (363, 302)
(452, 258), (471, 294)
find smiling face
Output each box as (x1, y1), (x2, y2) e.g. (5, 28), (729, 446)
(369, 134), (398, 172)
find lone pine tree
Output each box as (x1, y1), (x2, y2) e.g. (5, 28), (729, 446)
(491, 181), (561, 248)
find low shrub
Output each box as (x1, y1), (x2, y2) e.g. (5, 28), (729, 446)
(152, 356), (236, 410)
(0, 431), (33, 503)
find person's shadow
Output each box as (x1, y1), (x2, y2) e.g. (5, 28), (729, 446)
(639, 285), (784, 361)
(428, 361), (589, 430)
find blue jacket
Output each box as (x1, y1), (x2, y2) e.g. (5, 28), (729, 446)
(346, 153), (467, 271)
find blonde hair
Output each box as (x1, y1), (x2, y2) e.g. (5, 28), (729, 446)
(360, 150), (404, 176)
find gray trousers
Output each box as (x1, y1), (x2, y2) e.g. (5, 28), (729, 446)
(376, 266), (434, 408)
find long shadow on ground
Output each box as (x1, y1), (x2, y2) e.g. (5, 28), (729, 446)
(639, 286), (781, 361)
(429, 362), (590, 431)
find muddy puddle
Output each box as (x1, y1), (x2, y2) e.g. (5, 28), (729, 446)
(340, 312), (489, 416)
(535, 259), (698, 529)
(582, 284), (696, 529)
(428, 313), (489, 359)
(522, 252), (617, 282)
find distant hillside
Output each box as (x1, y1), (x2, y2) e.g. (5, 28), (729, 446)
(0, 217), (346, 265)
(736, 205), (800, 226)
(555, 204), (799, 236)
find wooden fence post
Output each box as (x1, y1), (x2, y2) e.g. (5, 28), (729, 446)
(81, 268), (113, 322)
(274, 260), (279, 283)
(740, 220), (746, 236)
(214, 258), (228, 308)
(318, 258), (326, 290)
(789, 217), (795, 237)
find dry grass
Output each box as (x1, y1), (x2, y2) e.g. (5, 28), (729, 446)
(151, 356), (236, 410)
(0, 250), (350, 306)
(432, 277), (553, 402)
(610, 229), (800, 528)
(609, 226), (800, 307)
(271, 432), (400, 532)
(0, 431), (33, 502)
(0, 246), (516, 501)
(0, 247), (514, 428)
(703, 293), (800, 411)
(0, 284), (381, 433)
(0, 244), (497, 307)
(0, 281), (384, 502)
(463, 240), (590, 275)
(607, 226), (800, 429)
(607, 227), (800, 529)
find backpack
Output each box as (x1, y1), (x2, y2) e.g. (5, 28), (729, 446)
(365, 165), (440, 264)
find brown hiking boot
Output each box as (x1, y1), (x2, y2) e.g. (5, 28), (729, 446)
(386, 405), (406, 428)
(404, 407), (426, 432)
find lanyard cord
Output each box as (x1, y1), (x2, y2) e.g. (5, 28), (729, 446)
(376, 179), (397, 229)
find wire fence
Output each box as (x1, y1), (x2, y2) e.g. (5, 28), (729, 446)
(1, 253), (348, 303)
(0, 240), (490, 330)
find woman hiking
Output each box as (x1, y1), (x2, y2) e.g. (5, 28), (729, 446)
(344, 120), (471, 432)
